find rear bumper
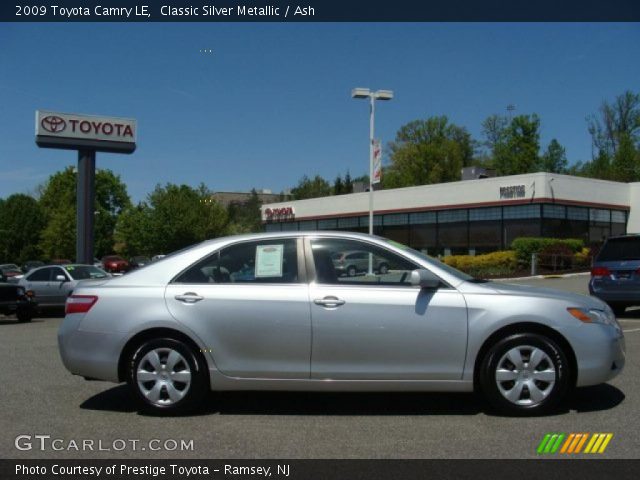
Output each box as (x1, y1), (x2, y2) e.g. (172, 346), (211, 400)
(589, 282), (640, 305)
(58, 314), (124, 382)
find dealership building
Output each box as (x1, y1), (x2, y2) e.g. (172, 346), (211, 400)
(262, 172), (640, 256)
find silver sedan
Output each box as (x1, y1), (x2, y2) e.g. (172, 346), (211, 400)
(58, 232), (625, 415)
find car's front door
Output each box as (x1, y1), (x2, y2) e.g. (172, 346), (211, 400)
(49, 266), (72, 305)
(165, 237), (312, 379)
(307, 236), (468, 380)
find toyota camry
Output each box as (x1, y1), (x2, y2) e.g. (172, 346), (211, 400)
(58, 232), (625, 415)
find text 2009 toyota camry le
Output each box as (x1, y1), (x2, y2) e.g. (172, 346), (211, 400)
(58, 232), (625, 415)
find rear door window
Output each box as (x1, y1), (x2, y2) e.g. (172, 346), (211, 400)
(26, 268), (53, 282)
(597, 237), (640, 261)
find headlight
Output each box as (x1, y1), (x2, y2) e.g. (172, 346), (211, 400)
(567, 307), (617, 326)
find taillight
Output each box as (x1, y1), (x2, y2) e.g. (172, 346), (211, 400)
(65, 295), (98, 314)
(591, 266), (611, 278)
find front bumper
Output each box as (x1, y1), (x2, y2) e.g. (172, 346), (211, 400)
(570, 323), (625, 387)
(58, 313), (125, 382)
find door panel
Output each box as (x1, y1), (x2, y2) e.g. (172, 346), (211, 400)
(307, 236), (468, 381)
(310, 284), (468, 380)
(165, 238), (312, 379)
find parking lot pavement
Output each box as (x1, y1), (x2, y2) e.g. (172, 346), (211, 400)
(0, 275), (638, 459)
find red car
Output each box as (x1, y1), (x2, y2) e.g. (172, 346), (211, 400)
(101, 255), (129, 274)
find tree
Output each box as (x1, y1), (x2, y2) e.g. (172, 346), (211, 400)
(227, 189), (262, 234)
(384, 116), (474, 188)
(116, 183), (229, 256)
(492, 114), (541, 175)
(610, 133), (640, 182)
(290, 175), (332, 200)
(481, 114), (509, 154)
(588, 90), (640, 156)
(540, 139), (568, 173)
(38, 167), (131, 260)
(333, 175), (344, 195)
(0, 194), (46, 263)
(344, 171), (353, 193)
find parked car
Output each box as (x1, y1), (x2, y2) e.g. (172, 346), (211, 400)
(101, 255), (129, 274)
(0, 264), (22, 283)
(151, 254), (166, 262)
(331, 250), (390, 276)
(59, 232), (624, 416)
(589, 234), (640, 316)
(129, 256), (151, 269)
(20, 264), (109, 310)
(0, 282), (36, 322)
(22, 260), (45, 273)
(50, 259), (72, 265)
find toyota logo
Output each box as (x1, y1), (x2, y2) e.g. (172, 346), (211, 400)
(41, 116), (66, 133)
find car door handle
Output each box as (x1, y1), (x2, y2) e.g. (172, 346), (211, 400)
(314, 296), (345, 307)
(175, 292), (204, 303)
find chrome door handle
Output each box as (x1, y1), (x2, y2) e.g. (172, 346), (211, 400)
(314, 296), (345, 307)
(175, 292), (204, 303)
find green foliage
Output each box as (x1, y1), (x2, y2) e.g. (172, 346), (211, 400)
(291, 175), (332, 200)
(227, 189), (262, 234)
(510, 237), (584, 265)
(0, 194), (46, 263)
(384, 116), (474, 188)
(115, 183), (229, 257)
(38, 167), (131, 260)
(443, 250), (518, 278)
(541, 139), (568, 173)
(492, 114), (541, 175)
(588, 90), (640, 157)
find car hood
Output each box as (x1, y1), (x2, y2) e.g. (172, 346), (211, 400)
(477, 281), (606, 309)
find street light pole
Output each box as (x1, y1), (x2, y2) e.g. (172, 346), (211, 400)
(352, 87), (393, 275)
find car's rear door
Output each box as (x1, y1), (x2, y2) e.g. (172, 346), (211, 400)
(24, 267), (55, 306)
(165, 237), (312, 379)
(307, 236), (468, 381)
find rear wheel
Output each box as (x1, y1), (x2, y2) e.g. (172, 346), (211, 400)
(128, 337), (208, 415)
(479, 333), (570, 415)
(16, 310), (32, 323)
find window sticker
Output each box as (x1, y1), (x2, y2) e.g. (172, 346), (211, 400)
(255, 244), (284, 277)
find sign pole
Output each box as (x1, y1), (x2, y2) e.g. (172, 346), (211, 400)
(76, 149), (96, 264)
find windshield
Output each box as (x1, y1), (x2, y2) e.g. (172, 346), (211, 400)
(597, 237), (640, 262)
(383, 239), (474, 282)
(64, 265), (109, 280)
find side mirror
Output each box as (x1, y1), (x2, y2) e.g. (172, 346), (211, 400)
(55, 275), (67, 282)
(409, 269), (441, 289)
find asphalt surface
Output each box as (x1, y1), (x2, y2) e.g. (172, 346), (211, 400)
(0, 273), (638, 459)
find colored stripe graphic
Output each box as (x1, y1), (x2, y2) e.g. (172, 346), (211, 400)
(539, 433), (613, 454)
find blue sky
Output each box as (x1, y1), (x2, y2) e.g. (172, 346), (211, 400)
(0, 23), (638, 202)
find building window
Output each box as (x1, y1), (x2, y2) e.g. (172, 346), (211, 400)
(359, 215), (382, 227)
(337, 217), (359, 229)
(298, 220), (317, 230)
(543, 205), (566, 219)
(409, 211), (436, 224)
(318, 219), (337, 230)
(469, 207), (501, 221)
(503, 205), (540, 219)
(280, 222), (298, 231)
(384, 213), (408, 226)
(611, 210), (627, 224)
(590, 208), (611, 223)
(437, 209), (468, 224)
(567, 206), (588, 221)
(265, 223), (281, 232)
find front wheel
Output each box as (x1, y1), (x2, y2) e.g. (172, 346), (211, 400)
(479, 333), (571, 415)
(128, 338), (208, 415)
(17, 310), (32, 323)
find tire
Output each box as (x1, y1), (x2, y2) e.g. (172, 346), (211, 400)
(378, 263), (389, 275)
(347, 266), (357, 277)
(17, 311), (32, 323)
(609, 303), (627, 317)
(478, 333), (571, 416)
(127, 337), (208, 415)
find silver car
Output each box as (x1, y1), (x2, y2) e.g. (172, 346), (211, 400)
(58, 232), (625, 415)
(20, 264), (110, 309)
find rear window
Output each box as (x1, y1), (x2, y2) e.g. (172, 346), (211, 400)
(597, 237), (640, 262)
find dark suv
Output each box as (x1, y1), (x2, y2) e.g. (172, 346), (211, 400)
(589, 235), (640, 316)
(0, 283), (36, 322)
